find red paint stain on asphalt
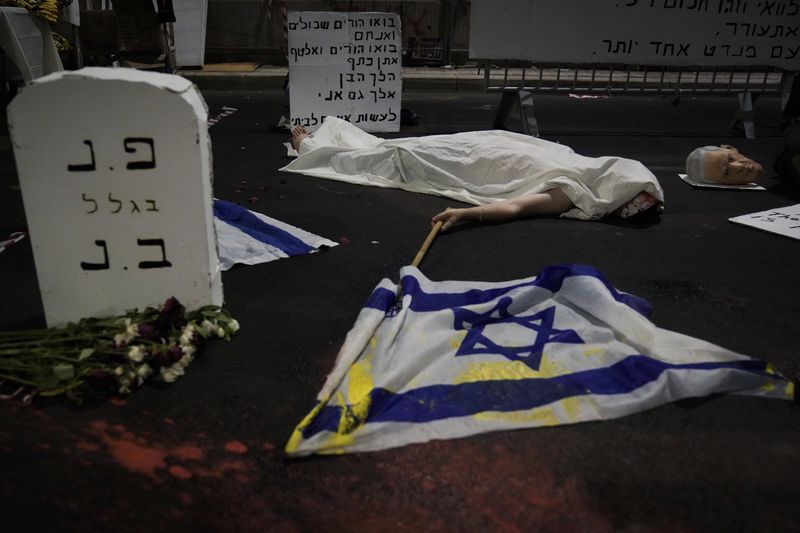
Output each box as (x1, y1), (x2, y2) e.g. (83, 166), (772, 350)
(194, 459), (251, 482)
(169, 465), (193, 480)
(110, 397), (127, 406)
(90, 420), (166, 478)
(103, 437), (166, 477)
(172, 445), (204, 461)
(83, 421), (261, 487)
(224, 440), (248, 454)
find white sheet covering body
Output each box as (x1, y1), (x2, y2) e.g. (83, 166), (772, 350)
(280, 117), (664, 220)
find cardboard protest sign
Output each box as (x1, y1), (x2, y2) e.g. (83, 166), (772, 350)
(729, 204), (800, 241)
(8, 67), (223, 327)
(288, 11), (401, 132)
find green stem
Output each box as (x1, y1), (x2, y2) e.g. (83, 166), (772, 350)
(0, 363), (45, 371)
(0, 373), (39, 386)
(40, 381), (87, 397)
(0, 337), (102, 349)
(0, 329), (52, 339)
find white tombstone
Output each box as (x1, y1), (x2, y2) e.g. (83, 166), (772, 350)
(8, 67), (223, 327)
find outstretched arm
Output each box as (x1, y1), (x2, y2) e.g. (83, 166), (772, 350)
(431, 188), (573, 232)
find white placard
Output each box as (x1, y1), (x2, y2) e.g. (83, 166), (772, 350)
(173, 0), (208, 67)
(7, 67), (223, 327)
(289, 11), (401, 133)
(470, 0), (800, 69)
(729, 204), (800, 240)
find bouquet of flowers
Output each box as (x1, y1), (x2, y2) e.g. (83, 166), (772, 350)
(0, 297), (239, 404)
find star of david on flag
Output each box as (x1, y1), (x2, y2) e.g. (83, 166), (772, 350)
(285, 264), (794, 457)
(453, 299), (583, 370)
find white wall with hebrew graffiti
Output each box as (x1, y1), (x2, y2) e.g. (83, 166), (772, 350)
(470, 0), (800, 69)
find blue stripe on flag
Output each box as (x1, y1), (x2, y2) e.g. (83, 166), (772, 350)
(400, 264), (652, 317)
(213, 199), (314, 255)
(364, 287), (397, 312)
(301, 355), (774, 438)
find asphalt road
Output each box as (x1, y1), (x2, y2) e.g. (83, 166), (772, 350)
(1, 89), (798, 532)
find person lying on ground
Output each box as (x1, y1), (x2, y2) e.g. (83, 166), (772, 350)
(685, 145), (764, 185)
(433, 143), (770, 232)
(283, 118), (664, 222)
(430, 143), (762, 232)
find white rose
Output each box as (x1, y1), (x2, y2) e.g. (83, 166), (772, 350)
(136, 364), (153, 385)
(200, 319), (216, 336)
(180, 345), (196, 359)
(180, 324), (196, 346)
(160, 367), (178, 383)
(127, 345), (146, 363)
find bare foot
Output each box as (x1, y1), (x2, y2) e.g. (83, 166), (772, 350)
(291, 126), (309, 151)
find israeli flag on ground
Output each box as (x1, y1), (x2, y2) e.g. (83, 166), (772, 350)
(213, 199), (337, 270)
(286, 264), (794, 457)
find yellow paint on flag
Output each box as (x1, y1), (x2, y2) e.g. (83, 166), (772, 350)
(536, 355), (570, 378)
(559, 396), (583, 423)
(453, 360), (539, 384)
(347, 356), (374, 403)
(321, 355), (376, 449)
(475, 406), (560, 426)
(284, 400), (327, 453)
(450, 331), (467, 350)
(453, 352), (574, 385)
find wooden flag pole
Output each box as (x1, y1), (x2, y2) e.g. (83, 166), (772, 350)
(411, 221), (443, 268)
(390, 221), (444, 313)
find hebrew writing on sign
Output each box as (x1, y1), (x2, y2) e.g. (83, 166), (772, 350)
(288, 11), (401, 133)
(470, 0), (800, 69)
(729, 203), (800, 240)
(8, 67), (223, 327)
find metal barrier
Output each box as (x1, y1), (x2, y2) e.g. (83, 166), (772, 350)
(483, 62), (796, 138)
